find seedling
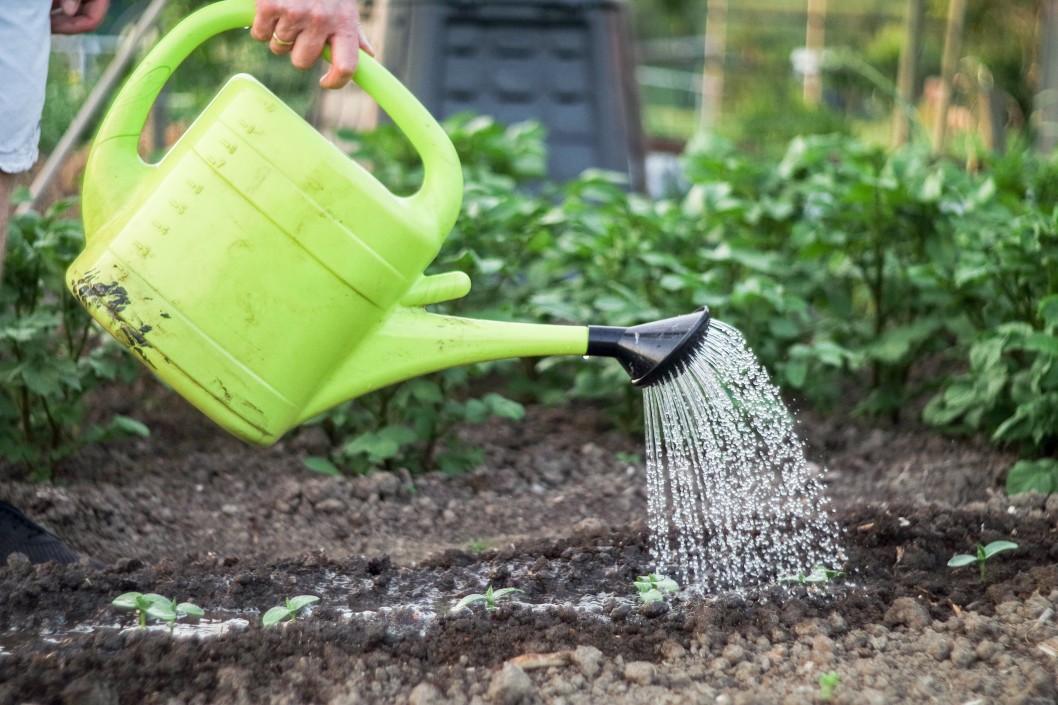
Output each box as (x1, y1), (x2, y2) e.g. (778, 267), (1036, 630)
(947, 540), (1018, 581)
(452, 585), (524, 612)
(262, 595), (320, 627)
(778, 566), (844, 586)
(634, 574), (679, 603)
(112, 592), (203, 630)
(818, 671), (840, 701)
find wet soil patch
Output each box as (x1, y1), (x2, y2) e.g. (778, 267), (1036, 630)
(1, 381), (1057, 704)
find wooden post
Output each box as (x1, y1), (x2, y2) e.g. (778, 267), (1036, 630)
(892, 0), (925, 147)
(804, 0), (826, 105)
(1036, 0), (1058, 154)
(932, 0), (966, 155)
(700, 0), (727, 132)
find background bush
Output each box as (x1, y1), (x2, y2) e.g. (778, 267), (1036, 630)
(7, 114), (1055, 491)
(340, 118), (1058, 490)
(0, 197), (145, 481)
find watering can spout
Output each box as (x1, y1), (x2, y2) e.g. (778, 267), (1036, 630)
(299, 305), (711, 424)
(298, 308), (591, 423)
(586, 307), (711, 387)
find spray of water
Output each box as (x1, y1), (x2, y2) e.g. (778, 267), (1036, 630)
(643, 319), (845, 593)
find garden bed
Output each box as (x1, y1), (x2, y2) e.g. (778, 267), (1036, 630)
(1, 381), (1057, 705)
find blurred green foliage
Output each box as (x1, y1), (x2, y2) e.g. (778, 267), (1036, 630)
(0, 197), (145, 481)
(337, 115), (1057, 491)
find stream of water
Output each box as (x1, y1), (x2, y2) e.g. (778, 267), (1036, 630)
(643, 319), (846, 593)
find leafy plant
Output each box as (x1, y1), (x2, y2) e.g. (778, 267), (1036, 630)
(778, 566), (845, 586)
(262, 595), (320, 627)
(112, 592), (203, 630)
(331, 119), (1058, 490)
(467, 538), (490, 553)
(922, 205), (1058, 492)
(634, 573), (679, 603)
(1006, 458), (1058, 495)
(452, 585), (524, 613)
(818, 671), (840, 701)
(303, 376), (525, 476)
(947, 540), (1018, 581)
(1, 198), (146, 480)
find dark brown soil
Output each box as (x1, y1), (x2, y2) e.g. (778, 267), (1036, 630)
(2, 379), (1057, 705)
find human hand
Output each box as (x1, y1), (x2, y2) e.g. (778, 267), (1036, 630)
(50, 0), (109, 35)
(250, 0), (375, 90)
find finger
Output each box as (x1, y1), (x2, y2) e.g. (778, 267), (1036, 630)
(61, 0), (80, 15)
(81, 0), (109, 30)
(358, 25), (376, 57)
(289, 29), (328, 71)
(269, 21), (303, 56)
(249, 4), (279, 43)
(51, 14), (97, 34)
(319, 35), (359, 89)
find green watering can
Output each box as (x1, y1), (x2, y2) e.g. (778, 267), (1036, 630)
(68, 0), (710, 446)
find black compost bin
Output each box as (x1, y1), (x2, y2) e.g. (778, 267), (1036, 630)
(381, 0), (645, 189)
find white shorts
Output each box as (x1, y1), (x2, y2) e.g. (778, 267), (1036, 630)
(0, 2), (51, 174)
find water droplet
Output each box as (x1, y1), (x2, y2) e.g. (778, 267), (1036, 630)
(643, 320), (846, 594)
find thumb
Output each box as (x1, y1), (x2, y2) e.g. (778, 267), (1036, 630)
(61, 0), (80, 15)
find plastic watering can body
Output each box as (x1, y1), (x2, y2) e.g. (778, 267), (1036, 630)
(69, 0), (588, 445)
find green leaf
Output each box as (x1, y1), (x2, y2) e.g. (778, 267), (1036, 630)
(146, 602), (177, 622)
(946, 554), (978, 568)
(141, 593), (173, 607)
(1039, 295), (1058, 330)
(262, 606), (292, 627)
(981, 541), (1018, 558)
(804, 566), (843, 583)
(1006, 458), (1058, 495)
(639, 589), (664, 603)
(303, 456), (343, 477)
(489, 588), (525, 600)
(112, 592), (143, 610)
(865, 320), (940, 364)
(286, 595), (320, 613)
(483, 393), (525, 421)
(783, 358), (808, 388)
(110, 415), (150, 438)
(778, 571), (807, 585)
(406, 380), (445, 405)
(343, 427), (414, 462)
(1018, 333), (1058, 357)
(461, 398), (489, 423)
(969, 336), (1006, 371)
(452, 594), (486, 612)
(20, 364), (63, 396)
(176, 603), (205, 619)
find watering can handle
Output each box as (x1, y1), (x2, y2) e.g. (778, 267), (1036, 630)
(83, 0), (461, 237)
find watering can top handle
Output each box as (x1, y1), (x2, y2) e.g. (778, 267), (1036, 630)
(88, 0), (461, 229)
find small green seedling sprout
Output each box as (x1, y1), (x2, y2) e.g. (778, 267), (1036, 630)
(947, 540), (1018, 581)
(778, 566), (844, 586)
(634, 574), (679, 603)
(112, 592), (203, 630)
(262, 595), (320, 627)
(452, 585), (524, 613)
(818, 671), (840, 701)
